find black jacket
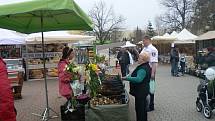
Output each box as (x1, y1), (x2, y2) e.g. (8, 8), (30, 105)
(117, 50), (130, 65)
(205, 51), (215, 67)
(129, 62), (151, 98)
(170, 48), (179, 62)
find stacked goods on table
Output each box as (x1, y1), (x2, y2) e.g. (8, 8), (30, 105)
(47, 68), (58, 77)
(90, 74), (127, 107)
(186, 56), (195, 69)
(185, 56), (196, 75)
(86, 75), (130, 121)
(8, 71), (24, 99)
(29, 69), (44, 79)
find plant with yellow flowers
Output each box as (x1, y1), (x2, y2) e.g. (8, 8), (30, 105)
(85, 63), (100, 97)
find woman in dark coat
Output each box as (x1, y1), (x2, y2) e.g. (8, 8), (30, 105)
(122, 51), (151, 121)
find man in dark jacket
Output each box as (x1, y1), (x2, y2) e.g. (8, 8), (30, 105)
(0, 58), (17, 121)
(170, 47), (179, 76)
(117, 47), (130, 77)
(204, 47), (215, 67)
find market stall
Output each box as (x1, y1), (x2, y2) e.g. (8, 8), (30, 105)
(85, 74), (130, 121)
(0, 28), (26, 99)
(174, 28), (197, 56)
(61, 62), (130, 121)
(151, 33), (176, 64)
(23, 31), (95, 81)
(189, 31), (215, 78)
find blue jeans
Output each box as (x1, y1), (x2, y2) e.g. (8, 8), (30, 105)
(171, 60), (178, 76)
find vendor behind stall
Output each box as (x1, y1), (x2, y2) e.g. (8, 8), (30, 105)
(122, 51), (151, 121)
(204, 47), (215, 67)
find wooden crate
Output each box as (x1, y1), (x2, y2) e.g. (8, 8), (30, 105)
(8, 71), (24, 99)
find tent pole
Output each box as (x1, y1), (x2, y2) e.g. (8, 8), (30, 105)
(32, 12), (58, 121)
(41, 14), (50, 120)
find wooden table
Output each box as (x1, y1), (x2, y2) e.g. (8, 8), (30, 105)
(8, 70), (24, 99)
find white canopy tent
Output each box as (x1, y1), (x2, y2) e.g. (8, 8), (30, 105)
(152, 33), (176, 42)
(174, 29), (197, 44)
(121, 41), (136, 48)
(26, 31), (96, 44)
(0, 28), (26, 45)
(195, 31), (215, 41)
(170, 31), (178, 37)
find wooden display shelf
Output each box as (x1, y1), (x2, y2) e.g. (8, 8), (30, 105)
(28, 76), (58, 81)
(8, 71), (24, 99)
(28, 63), (57, 69)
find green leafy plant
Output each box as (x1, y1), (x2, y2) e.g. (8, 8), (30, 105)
(65, 63), (80, 80)
(85, 63), (101, 97)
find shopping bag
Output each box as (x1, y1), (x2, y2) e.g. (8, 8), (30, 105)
(70, 80), (83, 96)
(149, 79), (155, 94)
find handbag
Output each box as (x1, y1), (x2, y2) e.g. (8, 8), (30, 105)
(149, 79), (155, 94)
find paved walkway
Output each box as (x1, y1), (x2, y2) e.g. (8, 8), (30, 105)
(15, 65), (212, 121)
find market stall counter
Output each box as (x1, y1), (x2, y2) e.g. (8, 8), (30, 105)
(4, 58), (25, 99)
(8, 70), (24, 99)
(85, 95), (130, 121)
(60, 70), (130, 121)
(86, 73), (130, 121)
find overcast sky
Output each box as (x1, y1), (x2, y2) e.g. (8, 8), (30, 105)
(0, 0), (164, 30)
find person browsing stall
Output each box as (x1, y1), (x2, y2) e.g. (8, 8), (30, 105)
(122, 51), (151, 121)
(58, 47), (75, 100)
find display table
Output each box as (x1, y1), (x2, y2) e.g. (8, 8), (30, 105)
(8, 70), (24, 99)
(85, 103), (130, 121)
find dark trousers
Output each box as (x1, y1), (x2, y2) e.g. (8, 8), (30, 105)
(180, 62), (185, 74)
(149, 93), (154, 109)
(120, 63), (128, 77)
(135, 96), (147, 121)
(171, 61), (178, 76)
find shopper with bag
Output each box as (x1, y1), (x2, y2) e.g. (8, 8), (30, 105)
(122, 51), (151, 121)
(0, 58), (17, 121)
(58, 47), (75, 101)
(141, 35), (158, 112)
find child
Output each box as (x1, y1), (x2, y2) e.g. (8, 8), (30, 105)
(180, 54), (186, 75)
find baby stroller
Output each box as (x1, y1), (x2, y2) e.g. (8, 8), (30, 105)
(196, 67), (215, 119)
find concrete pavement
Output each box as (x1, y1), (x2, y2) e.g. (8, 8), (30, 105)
(15, 65), (212, 121)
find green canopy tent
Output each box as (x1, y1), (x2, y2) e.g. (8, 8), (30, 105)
(0, 0), (93, 120)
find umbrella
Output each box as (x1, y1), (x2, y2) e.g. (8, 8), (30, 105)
(0, 0), (93, 120)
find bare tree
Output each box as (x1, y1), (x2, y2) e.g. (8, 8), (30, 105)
(191, 0), (215, 34)
(89, 1), (125, 44)
(160, 0), (194, 31)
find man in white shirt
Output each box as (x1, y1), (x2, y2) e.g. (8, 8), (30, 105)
(141, 36), (158, 112)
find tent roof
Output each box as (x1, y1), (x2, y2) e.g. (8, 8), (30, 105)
(121, 41), (136, 48)
(96, 42), (125, 50)
(195, 31), (215, 41)
(174, 40), (195, 44)
(0, 28), (26, 45)
(170, 31), (178, 37)
(151, 36), (176, 42)
(163, 33), (171, 37)
(176, 28), (197, 41)
(26, 31), (96, 44)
